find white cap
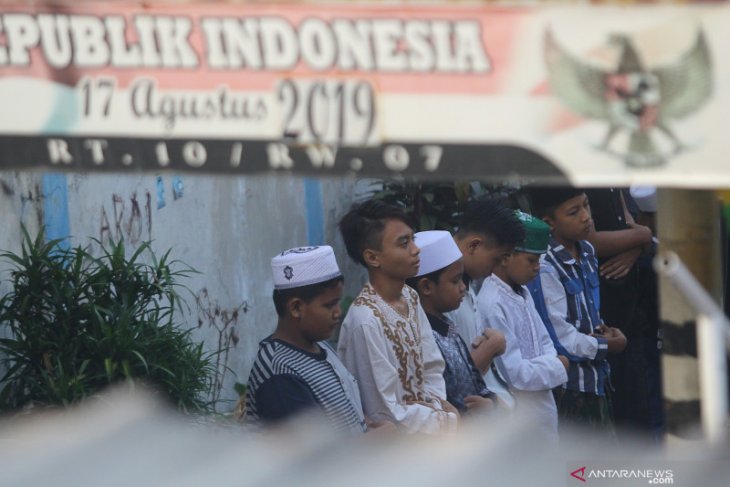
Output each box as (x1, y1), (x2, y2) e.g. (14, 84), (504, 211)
(630, 185), (657, 212)
(271, 246), (342, 290)
(414, 230), (463, 277)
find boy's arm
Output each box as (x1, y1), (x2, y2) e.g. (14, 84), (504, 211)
(479, 296), (567, 391)
(338, 315), (457, 435)
(469, 329), (506, 375)
(594, 324), (628, 353)
(586, 223), (652, 258)
(539, 264), (608, 361)
(586, 191), (652, 260)
(468, 286), (506, 373)
(255, 374), (319, 422)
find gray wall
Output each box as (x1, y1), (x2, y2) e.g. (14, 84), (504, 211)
(0, 171), (367, 410)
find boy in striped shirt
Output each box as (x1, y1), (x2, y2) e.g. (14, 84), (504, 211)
(245, 245), (368, 436)
(527, 187), (627, 434)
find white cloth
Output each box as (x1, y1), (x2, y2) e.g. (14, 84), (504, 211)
(478, 275), (568, 441)
(271, 245), (341, 289)
(414, 230), (462, 277)
(446, 282), (515, 409)
(337, 283), (457, 434)
(539, 260), (601, 360)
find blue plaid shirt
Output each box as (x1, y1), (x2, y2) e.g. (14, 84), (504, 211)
(529, 238), (610, 396)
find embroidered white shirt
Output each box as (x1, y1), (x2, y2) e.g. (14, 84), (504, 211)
(337, 283), (457, 434)
(478, 274), (568, 441)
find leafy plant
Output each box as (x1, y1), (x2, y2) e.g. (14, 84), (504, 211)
(0, 228), (217, 413)
(371, 179), (520, 231)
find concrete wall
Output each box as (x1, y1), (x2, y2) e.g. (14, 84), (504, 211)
(0, 171), (367, 411)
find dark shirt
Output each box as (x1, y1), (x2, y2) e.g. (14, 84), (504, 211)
(426, 312), (492, 412)
(584, 187), (646, 333)
(246, 338), (367, 434)
(255, 372), (321, 421)
(585, 188), (628, 234)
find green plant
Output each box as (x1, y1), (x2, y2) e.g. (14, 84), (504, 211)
(0, 228), (217, 413)
(371, 179), (520, 231)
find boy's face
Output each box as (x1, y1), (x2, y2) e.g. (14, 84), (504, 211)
(429, 260), (466, 313)
(296, 281), (344, 343)
(544, 193), (592, 243)
(461, 234), (513, 280)
(368, 218), (420, 280)
(505, 252), (541, 286)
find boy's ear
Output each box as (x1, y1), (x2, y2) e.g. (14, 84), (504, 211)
(541, 215), (555, 231)
(417, 277), (434, 296)
(362, 248), (379, 268)
(465, 235), (482, 254)
(287, 297), (304, 319)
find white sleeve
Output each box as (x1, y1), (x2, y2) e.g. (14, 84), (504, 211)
(415, 302), (449, 402)
(480, 298), (568, 391)
(337, 313), (457, 435)
(539, 263), (602, 360)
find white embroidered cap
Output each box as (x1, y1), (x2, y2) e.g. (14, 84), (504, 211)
(271, 245), (342, 290)
(414, 230), (463, 277)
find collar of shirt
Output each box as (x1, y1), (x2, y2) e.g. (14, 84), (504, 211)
(548, 237), (593, 266)
(425, 312), (453, 337)
(487, 274), (528, 303)
(266, 337), (327, 361)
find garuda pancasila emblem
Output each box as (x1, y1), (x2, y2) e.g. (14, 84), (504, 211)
(545, 28), (712, 167)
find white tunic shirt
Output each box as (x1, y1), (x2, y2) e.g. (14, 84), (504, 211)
(337, 282), (457, 434)
(447, 281), (515, 408)
(478, 274), (568, 441)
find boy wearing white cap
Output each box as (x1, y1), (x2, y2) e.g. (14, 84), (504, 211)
(478, 212), (569, 441)
(337, 199), (458, 434)
(406, 231), (495, 414)
(245, 245), (368, 435)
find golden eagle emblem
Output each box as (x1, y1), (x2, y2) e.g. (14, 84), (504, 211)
(545, 28), (712, 167)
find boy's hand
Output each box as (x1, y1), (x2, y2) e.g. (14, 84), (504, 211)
(557, 355), (570, 371)
(599, 247), (642, 279)
(464, 395), (494, 412)
(365, 417), (397, 433)
(598, 325), (627, 353)
(483, 328), (507, 356)
(471, 328), (506, 354)
(406, 399), (437, 410)
(440, 399), (460, 417)
(470, 329), (506, 373)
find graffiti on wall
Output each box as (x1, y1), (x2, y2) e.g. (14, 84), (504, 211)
(0, 176), (44, 229)
(99, 191), (152, 244)
(156, 175), (185, 210)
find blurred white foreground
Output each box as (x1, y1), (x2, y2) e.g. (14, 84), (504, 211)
(0, 387), (727, 487)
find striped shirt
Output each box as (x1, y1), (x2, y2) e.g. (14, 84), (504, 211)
(531, 238), (610, 395)
(246, 338), (367, 435)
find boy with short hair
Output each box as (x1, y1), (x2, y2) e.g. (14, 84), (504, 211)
(528, 187), (627, 432)
(478, 211), (569, 440)
(245, 245), (367, 435)
(406, 230), (495, 415)
(337, 199), (458, 434)
(448, 199), (526, 406)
